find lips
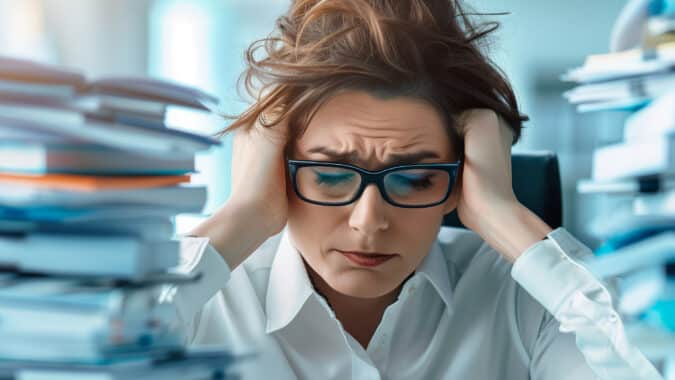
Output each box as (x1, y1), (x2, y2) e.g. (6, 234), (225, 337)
(337, 250), (396, 267)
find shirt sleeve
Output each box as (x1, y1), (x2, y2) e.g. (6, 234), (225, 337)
(160, 236), (232, 339)
(511, 227), (663, 380)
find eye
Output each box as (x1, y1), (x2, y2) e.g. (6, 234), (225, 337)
(388, 172), (435, 189)
(312, 169), (356, 186)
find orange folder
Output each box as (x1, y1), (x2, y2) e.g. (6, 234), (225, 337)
(0, 172), (191, 191)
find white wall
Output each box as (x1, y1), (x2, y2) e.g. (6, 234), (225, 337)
(44, 0), (152, 76)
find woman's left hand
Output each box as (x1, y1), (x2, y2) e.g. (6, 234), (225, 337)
(448, 109), (552, 262)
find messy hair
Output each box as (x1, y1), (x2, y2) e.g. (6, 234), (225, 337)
(220, 0), (527, 150)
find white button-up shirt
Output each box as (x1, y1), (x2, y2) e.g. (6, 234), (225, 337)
(166, 226), (662, 380)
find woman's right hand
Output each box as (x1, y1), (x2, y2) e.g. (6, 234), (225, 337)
(188, 117), (290, 269)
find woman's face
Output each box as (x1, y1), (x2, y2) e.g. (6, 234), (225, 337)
(287, 90), (459, 299)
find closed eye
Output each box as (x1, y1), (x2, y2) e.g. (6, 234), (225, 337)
(313, 169), (356, 185)
(387, 172), (435, 189)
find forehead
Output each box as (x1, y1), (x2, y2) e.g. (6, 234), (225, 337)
(295, 90), (452, 162)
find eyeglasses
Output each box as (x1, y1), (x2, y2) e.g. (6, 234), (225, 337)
(287, 159), (461, 208)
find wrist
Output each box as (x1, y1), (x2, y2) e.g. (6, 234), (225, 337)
(479, 202), (553, 262)
(188, 201), (276, 269)
(224, 194), (285, 231)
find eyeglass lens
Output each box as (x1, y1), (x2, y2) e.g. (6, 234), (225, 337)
(294, 165), (451, 206)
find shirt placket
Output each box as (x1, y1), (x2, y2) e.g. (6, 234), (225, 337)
(367, 276), (421, 377)
(313, 291), (382, 379)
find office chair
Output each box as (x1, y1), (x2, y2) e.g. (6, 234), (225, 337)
(443, 151), (563, 229)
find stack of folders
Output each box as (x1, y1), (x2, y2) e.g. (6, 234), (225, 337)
(563, 13), (675, 377)
(0, 57), (237, 379)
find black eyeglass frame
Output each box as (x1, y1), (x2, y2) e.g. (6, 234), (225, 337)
(287, 159), (462, 208)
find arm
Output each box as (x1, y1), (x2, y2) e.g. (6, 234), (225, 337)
(167, 203), (281, 331)
(453, 110), (662, 379)
(188, 202), (278, 270)
(526, 309), (597, 379)
(187, 116), (291, 270)
(511, 225), (663, 380)
(162, 118), (291, 340)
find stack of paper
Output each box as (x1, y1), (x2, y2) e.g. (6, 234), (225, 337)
(0, 346), (237, 380)
(564, 10), (675, 374)
(563, 43), (675, 112)
(0, 56), (220, 173)
(566, 26), (675, 191)
(0, 57), (237, 379)
(0, 275), (182, 362)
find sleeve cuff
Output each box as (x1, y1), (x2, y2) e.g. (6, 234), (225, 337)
(169, 236), (232, 324)
(511, 227), (600, 317)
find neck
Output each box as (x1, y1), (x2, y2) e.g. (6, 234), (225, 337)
(306, 264), (401, 349)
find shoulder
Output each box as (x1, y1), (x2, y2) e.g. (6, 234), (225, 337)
(436, 226), (514, 291)
(435, 226), (549, 355)
(436, 226), (488, 271)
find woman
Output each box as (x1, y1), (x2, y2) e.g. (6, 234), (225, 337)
(170, 0), (663, 378)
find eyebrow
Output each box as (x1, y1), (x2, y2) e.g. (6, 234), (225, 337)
(306, 147), (441, 166)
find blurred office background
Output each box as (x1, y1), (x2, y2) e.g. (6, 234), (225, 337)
(0, 0), (629, 247)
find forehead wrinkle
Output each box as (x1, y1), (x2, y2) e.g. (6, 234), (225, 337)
(322, 134), (443, 168)
(296, 90), (453, 163)
(348, 128), (441, 152)
(340, 126), (435, 148)
(298, 126), (451, 165)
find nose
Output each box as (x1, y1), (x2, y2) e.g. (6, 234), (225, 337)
(348, 184), (390, 234)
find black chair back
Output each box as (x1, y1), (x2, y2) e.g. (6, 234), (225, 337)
(443, 151), (563, 229)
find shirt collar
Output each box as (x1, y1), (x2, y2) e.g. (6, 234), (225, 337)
(265, 230), (455, 333)
(265, 229), (314, 334)
(412, 239), (454, 312)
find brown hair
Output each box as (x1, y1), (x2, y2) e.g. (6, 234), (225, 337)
(220, 0), (527, 151)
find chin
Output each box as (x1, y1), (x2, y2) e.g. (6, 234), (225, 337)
(327, 271), (401, 299)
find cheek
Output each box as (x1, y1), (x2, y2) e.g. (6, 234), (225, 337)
(394, 208), (445, 255)
(288, 190), (342, 224)
(287, 191), (343, 253)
